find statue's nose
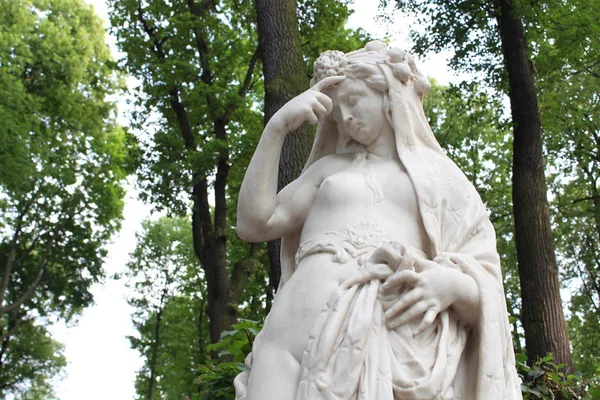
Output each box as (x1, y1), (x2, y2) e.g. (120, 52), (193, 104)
(340, 106), (353, 122)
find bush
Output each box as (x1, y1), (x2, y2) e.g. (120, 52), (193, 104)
(197, 320), (262, 400)
(517, 353), (595, 399)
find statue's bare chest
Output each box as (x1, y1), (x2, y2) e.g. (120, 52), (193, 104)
(316, 159), (419, 213)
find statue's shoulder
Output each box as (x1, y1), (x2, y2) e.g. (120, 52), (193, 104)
(302, 153), (353, 180)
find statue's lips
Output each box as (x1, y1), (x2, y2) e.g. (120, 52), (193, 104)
(345, 122), (361, 136)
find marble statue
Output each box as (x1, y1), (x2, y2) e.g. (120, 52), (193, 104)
(235, 40), (522, 400)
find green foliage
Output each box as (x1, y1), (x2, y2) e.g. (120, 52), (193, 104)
(516, 353), (591, 399)
(131, 295), (205, 400)
(125, 217), (206, 400)
(0, 320), (66, 399)
(0, 0), (129, 395)
(197, 319), (261, 400)
(298, 0), (370, 72)
(109, 0), (263, 214)
(531, 0), (600, 382)
(384, 0), (505, 85)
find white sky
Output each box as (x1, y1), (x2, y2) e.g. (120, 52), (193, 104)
(48, 1), (454, 399)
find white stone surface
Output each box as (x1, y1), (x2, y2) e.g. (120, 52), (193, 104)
(235, 41), (522, 400)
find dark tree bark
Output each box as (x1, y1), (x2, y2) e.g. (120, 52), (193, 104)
(495, 0), (573, 372)
(146, 306), (163, 400)
(255, 0), (313, 291)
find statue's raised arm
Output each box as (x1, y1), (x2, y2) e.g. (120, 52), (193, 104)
(237, 76), (345, 242)
(235, 40), (522, 400)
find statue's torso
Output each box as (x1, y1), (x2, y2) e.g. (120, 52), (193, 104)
(262, 154), (431, 362)
(299, 155), (429, 257)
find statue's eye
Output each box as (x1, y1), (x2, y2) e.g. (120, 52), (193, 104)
(347, 95), (358, 106)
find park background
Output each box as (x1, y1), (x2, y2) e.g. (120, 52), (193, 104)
(0, 0), (598, 398)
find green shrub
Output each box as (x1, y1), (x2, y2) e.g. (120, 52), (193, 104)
(517, 353), (595, 399)
(197, 320), (262, 400)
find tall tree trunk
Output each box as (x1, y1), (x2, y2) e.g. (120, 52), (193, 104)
(495, 0), (573, 372)
(255, 0), (313, 291)
(147, 307), (163, 400)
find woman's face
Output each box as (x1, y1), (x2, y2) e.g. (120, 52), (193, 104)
(327, 78), (389, 146)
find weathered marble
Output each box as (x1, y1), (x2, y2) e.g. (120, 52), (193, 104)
(235, 41), (522, 400)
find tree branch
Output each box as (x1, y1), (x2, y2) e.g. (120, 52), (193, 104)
(168, 88), (196, 150)
(0, 312), (24, 342)
(221, 44), (261, 123)
(570, 242), (600, 312)
(192, 179), (213, 262)
(573, 195), (600, 204)
(572, 59), (600, 78)
(0, 187), (42, 308)
(237, 45), (261, 98)
(136, 2), (166, 59)
(0, 238), (51, 317)
(187, 0), (214, 86)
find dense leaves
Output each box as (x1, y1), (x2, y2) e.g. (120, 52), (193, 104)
(109, 0), (267, 345)
(0, 0), (129, 395)
(125, 217), (204, 400)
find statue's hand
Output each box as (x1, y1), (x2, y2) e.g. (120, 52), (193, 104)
(380, 258), (479, 335)
(269, 76), (345, 133)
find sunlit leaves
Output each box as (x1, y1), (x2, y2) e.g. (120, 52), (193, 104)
(0, 0), (129, 395)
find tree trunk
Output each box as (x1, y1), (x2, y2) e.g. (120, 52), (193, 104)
(255, 0), (313, 292)
(147, 307), (163, 400)
(495, 0), (573, 372)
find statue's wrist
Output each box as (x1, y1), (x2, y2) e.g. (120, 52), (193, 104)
(265, 115), (290, 137)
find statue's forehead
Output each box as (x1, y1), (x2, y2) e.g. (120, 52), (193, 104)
(325, 78), (363, 99)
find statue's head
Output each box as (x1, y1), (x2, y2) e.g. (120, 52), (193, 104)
(311, 40), (431, 99)
(303, 41), (442, 171)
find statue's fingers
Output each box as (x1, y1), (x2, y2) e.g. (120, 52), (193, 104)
(413, 308), (438, 336)
(343, 263), (391, 288)
(306, 110), (319, 125)
(387, 301), (429, 329)
(384, 287), (423, 321)
(311, 100), (329, 120)
(314, 91), (333, 114)
(413, 257), (439, 272)
(397, 250), (415, 272)
(380, 270), (420, 294)
(313, 75), (345, 92)
(368, 242), (405, 266)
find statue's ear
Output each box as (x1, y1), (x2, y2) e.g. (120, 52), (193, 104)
(302, 118), (339, 174)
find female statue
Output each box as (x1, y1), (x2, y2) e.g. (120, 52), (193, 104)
(235, 41), (521, 400)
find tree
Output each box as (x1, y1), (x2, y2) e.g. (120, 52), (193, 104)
(255, 0), (312, 294)
(109, 0), (264, 344)
(125, 217), (203, 399)
(110, 0), (367, 343)
(0, 320), (66, 399)
(0, 0), (129, 395)
(125, 216), (270, 399)
(532, 0), (600, 380)
(389, 0), (573, 372)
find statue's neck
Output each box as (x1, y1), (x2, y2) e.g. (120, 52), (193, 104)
(364, 126), (397, 161)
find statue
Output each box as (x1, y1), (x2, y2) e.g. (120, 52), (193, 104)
(235, 41), (522, 400)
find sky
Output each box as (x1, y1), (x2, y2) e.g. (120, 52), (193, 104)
(49, 1), (455, 399)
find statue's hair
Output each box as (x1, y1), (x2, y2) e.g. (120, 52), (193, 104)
(311, 40), (431, 99)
